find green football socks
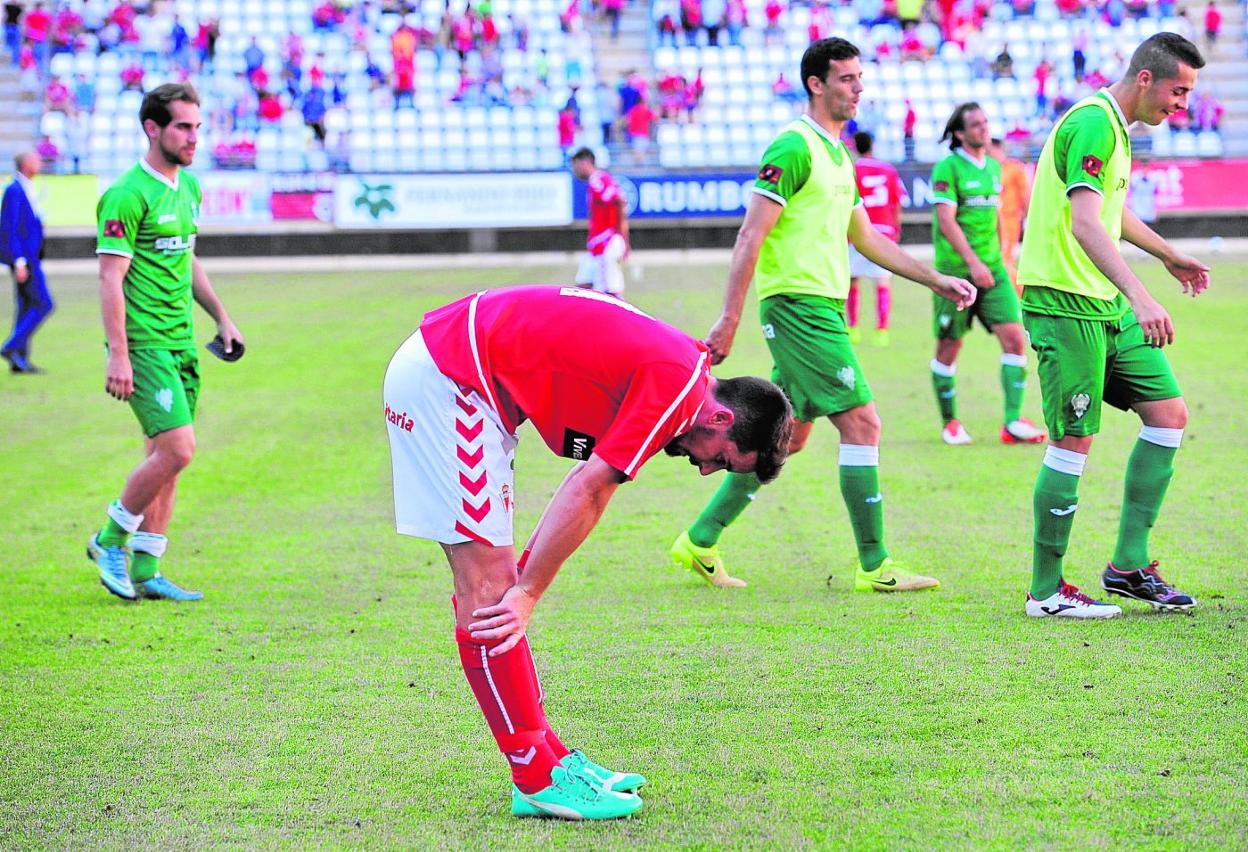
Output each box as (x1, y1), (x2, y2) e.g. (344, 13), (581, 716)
(98, 500), (142, 548)
(930, 359), (957, 424)
(1112, 427), (1182, 571)
(688, 472), (762, 548)
(840, 444), (888, 571)
(1032, 446), (1085, 598)
(128, 532), (168, 583)
(1000, 354), (1027, 425)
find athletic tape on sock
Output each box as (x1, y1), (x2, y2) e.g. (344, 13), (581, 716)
(107, 500), (144, 533)
(1000, 353), (1027, 367)
(129, 532), (168, 558)
(930, 359), (957, 377)
(1139, 426), (1183, 449)
(839, 444), (880, 467)
(1043, 445), (1087, 477)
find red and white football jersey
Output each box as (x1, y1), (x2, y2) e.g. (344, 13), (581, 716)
(854, 157), (905, 242)
(420, 286), (709, 479)
(586, 169), (623, 255)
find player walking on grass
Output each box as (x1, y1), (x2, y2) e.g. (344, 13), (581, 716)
(846, 130), (902, 348)
(1019, 34), (1209, 619)
(570, 147), (629, 297)
(385, 285), (791, 819)
(928, 103), (1046, 447)
(86, 83), (244, 602)
(669, 38), (976, 592)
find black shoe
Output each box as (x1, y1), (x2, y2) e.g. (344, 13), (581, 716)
(1101, 561), (1195, 612)
(4, 350), (41, 373)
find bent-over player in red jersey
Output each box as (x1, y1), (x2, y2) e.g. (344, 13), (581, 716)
(383, 285), (792, 820)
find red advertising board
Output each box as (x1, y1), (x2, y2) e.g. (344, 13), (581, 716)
(270, 172), (336, 222)
(1133, 158), (1248, 212)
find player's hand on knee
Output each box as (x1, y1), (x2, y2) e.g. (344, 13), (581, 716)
(469, 584), (538, 656)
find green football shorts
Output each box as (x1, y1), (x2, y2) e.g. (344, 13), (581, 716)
(125, 348), (201, 438)
(1024, 308), (1182, 440)
(933, 262), (1021, 339)
(759, 294), (873, 422)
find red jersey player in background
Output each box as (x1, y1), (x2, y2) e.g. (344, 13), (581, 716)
(848, 131), (905, 346)
(384, 285), (792, 820)
(570, 147), (630, 298)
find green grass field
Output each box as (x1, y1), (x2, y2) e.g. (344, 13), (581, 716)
(2, 255), (1246, 848)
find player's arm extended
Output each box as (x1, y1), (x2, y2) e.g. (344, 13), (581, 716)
(705, 193), (784, 364)
(1069, 188), (1173, 346)
(191, 256), (245, 350)
(469, 455), (626, 655)
(935, 203), (994, 289)
(1121, 206), (1209, 297)
(616, 193), (630, 250)
(99, 254), (133, 400)
(849, 206), (975, 309)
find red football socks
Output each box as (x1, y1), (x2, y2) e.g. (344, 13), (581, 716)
(456, 627), (563, 793)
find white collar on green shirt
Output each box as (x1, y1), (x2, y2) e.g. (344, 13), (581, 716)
(954, 147), (988, 169)
(799, 114), (846, 152)
(1097, 87), (1130, 132)
(139, 156), (180, 191)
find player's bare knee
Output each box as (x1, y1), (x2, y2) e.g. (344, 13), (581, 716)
(1140, 397), (1188, 429)
(1054, 434), (1093, 454)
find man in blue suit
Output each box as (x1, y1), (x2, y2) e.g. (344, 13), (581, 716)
(1, 151), (52, 373)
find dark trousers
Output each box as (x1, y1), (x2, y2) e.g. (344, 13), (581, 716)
(4, 263), (54, 357)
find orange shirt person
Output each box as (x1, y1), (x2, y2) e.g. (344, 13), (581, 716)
(989, 137), (1030, 291)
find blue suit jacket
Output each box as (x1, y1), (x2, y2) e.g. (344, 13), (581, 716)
(0, 179), (44, 269)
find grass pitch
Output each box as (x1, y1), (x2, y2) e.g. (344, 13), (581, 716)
(1, 255), (1246, 848)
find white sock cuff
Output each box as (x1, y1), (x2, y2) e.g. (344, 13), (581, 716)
(1139, 426), (1183, 449)
(839, 443), (880, 467)
(107, 500), (144, 533)
(930, 359), (957, 377)
(129, 532), (168, 558)
(1043, 446), (1087, 477)
(1000, 353), (1027, 367)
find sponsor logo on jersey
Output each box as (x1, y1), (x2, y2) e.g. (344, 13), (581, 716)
(500, 483), (513, 513)
(562, 428), (596, 460)
(758, 163), (784, 184)
(153, 234), (196, 253)
(1081, 155), (1103, 177)
(1071, 392), (1091, 419)
(385, 403), (414, 432)
(158, 213), (178, 224)
(104, 219), (125, 238)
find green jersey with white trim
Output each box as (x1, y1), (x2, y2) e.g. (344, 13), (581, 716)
(96, 161), (202, 349)
(930, 149), (1003, 273)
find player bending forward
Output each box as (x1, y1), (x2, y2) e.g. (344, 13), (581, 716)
(384, 285), (792, 818)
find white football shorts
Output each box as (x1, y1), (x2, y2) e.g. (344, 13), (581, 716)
(383, 329), (517, 546)
(574, 233), (627, 295)
(849, 245), (891, 280)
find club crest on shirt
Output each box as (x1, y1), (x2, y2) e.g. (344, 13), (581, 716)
(1081, 155), (1103, 177)
(837, 366), (856, 390)
(934, 180), (950, 192)
(758, 163), (784, 184)
(104, 219), (125, 238)
(1071, 392), (1091, 419)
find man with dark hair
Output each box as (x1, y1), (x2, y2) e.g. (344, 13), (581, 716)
(1, 151), (52, 373)
(927, 103), (1046, 447)
(846, 129), (903, 347)
(569, 147), (630, 297)
(86, 82), (244, 602)
(669, 37), (976, 592)
(1018, 33), (1209, 618)
(385, 284), (791, 818)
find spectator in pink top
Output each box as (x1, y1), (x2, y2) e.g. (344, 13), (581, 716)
(626, 98), (655, 162)
(557, 103), (580, 155)
(725, 0), (747, 46)
(120, 60), (144, 91)
(44, 74), (72, 112)
(764, 0), (784, 44)
(902, 99), (916, 161)
(1203, 1), (1221, 48)
(1034, 58), (1051, 114)
(23, 2), (50, 69)
(681, 0), (702, 45)
(603, 0), (624, 40)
